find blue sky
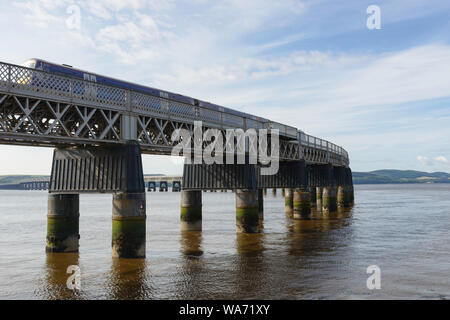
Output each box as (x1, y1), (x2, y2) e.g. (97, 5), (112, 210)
(0, 0), (450, 174)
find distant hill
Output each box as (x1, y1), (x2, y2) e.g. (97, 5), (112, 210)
(353, 170), (450, 184)
(0, 175), (49, 185)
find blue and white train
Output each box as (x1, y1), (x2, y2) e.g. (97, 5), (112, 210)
(22, 58), (268, 123)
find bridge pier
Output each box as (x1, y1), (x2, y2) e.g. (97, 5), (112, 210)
(335, 166), (352, 208)
(322, 186), (337, 213)
(46, 194), (80, 253)
(236, 189), (259, 233)
(337, 186), (349, 208)
(172, 181), (182, 192)
(293, 189), (311, 219)
(258, 189), (264, 221)
(285, 188), (294, 215)
(349, 185), (355, 205)
(180, 190), (202, 231)
(316, 187), (323, 209)
(272, 188), (277, 196)
(281, 188), (285, 197)
(148, 182), (156, 192)
(159, 181), (168, 192)
(348, 168), (355, 205)
(310, 187), (317, 208)
(112, 193), (146, 258)
(47, 141), (146, 258)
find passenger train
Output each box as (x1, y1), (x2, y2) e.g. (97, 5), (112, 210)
(21, 58), (268, 123)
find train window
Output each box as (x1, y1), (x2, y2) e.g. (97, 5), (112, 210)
(83, 73), (97, 82)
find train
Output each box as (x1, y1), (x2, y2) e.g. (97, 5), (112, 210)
(21, 58), (269, 123)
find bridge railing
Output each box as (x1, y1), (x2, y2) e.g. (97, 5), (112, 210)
(300, 132), (348, 158)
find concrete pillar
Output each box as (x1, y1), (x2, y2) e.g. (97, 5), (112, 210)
(310, 187), (317, 207)
(316, 187), (323, 209)
(46, 194), (80, 253)
(272, 188), (277, 196)
(112, 193), (146, 258)
(349, 185), (355, 204)
(293, 189), (311, 219)
(322, 186), (337, 213)
(236, 189), (259, 233)
(257, 189), (264, 221)
(285, 188), (294, 215)
(180, 190), (202, 231)
(337, 186), (350, 208)
(281, 188), (285, 197)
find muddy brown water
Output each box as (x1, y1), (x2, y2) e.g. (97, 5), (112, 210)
(0, 184), (449, 299)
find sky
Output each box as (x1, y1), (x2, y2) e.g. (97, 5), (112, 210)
(0, 0), (450, 175)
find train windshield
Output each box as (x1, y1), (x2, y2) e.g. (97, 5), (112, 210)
(22, 59), (36, 69)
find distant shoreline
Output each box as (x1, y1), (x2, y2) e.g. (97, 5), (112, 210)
(1, 169), (449, 187)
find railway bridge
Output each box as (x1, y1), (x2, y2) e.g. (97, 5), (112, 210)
(0, 60), (353, 258)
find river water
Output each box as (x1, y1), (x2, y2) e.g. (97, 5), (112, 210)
(0, 184), (448, 299)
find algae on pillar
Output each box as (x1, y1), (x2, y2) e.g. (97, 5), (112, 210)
(293, 189), (311, 219)
(322, 186), (337, 213)
(337, 186), (350, 208)
(285, 188), (294, 215)
(235, 189), (259, 233)
(180, 190), (202, 231)
(112, 193), (146, 258)
(46, 194), (80, 253)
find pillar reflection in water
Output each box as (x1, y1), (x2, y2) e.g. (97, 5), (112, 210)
(176, 231), (205, 299)
(286, 205), (354, 258)
(180, 231), (203, 258)
(107, 258), (152, 300)
(234, 233), (267, 298)
(43, 252), (81, 300)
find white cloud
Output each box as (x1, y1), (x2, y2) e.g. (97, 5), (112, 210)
(417, 155), (432, 166)
(13, 0), (66, 28)
(435, 156), (449, 164)
(417, 155), (450, 168)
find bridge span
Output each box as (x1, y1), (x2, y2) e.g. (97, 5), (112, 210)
(0, 60), (354, 258)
